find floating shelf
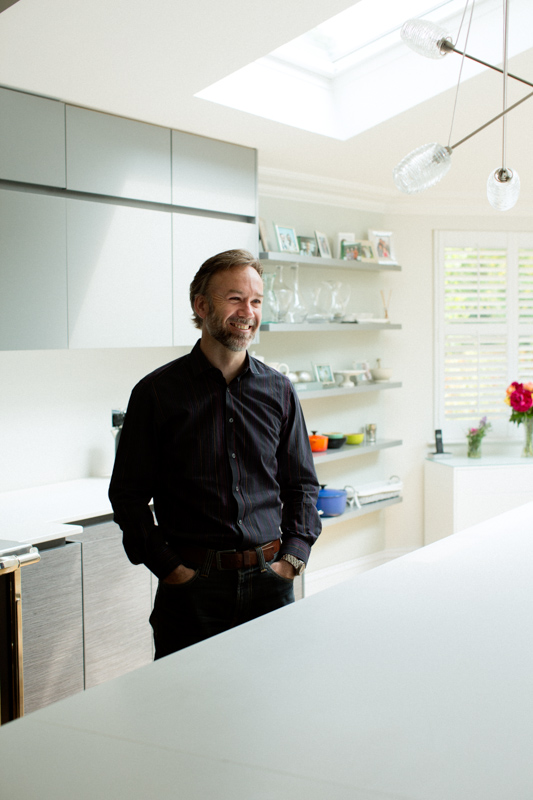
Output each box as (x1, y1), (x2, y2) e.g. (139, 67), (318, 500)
(321, 496), (403, 527)
(259, 251), (401, 272)
(259, 322), (401, 332)
(312, 439), (402, 464)
(296, 382), (402, 400)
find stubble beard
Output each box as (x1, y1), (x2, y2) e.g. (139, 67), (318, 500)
(204, 303), (257, 352)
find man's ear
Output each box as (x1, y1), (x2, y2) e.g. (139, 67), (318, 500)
(194, 294), (209, 321)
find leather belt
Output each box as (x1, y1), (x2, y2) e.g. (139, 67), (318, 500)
(179, 539), (281, 570)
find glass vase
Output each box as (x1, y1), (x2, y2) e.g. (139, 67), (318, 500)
(522, 416), (533, 457)
(467, 438), (482, 459)
(261, 272), (280, 323)
(272, 265), (294, 323)
(284, 264), (308, 324)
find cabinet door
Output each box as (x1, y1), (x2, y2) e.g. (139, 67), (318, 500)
(0, 190), (68, 350)
(66, 106), (171, 203)
(0, 88), (66, 187)
(67, 199), (173, 348)
(172, 214), (258, 346)
(21, 543), (84, 714)
(72, 521), (153, 689)
(172, 131), (257, 217)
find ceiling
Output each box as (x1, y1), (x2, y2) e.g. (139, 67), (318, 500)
(1, 0), (532, 215)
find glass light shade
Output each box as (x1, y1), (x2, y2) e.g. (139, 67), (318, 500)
(400, 19), (452, 59)
(486, 167), (520, 211)
(393, 142), (452, 194)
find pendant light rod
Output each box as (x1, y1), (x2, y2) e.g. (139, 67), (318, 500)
(440, 40), (533, 88)
(450, 85), (533, 150)
(501, 0), (510, 172)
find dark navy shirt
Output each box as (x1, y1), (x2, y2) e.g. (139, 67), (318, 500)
(109, 341), (321, 579)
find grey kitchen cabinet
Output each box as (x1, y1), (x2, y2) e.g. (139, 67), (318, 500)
(172, 212), (258, 346)
(0, 189), (68, 350)
(68, 519), (153, 689)
(172, 131), (257, 217)
(21, 542), (84, 715)
(66, 106), (171, 203)
(67, 199), (173, 348)
(0, 87), (66, 187)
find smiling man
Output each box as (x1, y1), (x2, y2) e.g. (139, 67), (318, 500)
(109, 249), (322, 658)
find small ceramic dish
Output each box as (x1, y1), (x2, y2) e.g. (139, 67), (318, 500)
(346, 432), (364, 445)
(324, 434), (347, 449)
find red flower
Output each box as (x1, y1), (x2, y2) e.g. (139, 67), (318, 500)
(510, 386), (533, 413)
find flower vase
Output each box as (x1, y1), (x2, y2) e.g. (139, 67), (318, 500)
(522, 416), (533, 457)
(467, 438), (482, 459)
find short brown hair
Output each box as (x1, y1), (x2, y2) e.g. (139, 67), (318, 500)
(189, 249), (263, 329)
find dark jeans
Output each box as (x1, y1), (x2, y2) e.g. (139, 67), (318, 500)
(149, 550), (295, 659)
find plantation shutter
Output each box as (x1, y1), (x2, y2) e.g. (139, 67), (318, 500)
(435, 232), (533, 440)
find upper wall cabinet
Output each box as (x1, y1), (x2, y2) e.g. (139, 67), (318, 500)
(0, 88), (66, 187)
(171, 131), (256, 218)
(67, 200), (173, 349)
(172, 214), (258, 346)
(0, 189), (68, 350)
(66, 106), (171, 204)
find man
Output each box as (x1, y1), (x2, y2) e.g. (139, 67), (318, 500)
(109, 248), (321, 659)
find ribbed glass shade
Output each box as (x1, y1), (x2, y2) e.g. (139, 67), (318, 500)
(393, 143), (452, 194)
(487, 167), (520, 210)
(400, 19), (452, 59)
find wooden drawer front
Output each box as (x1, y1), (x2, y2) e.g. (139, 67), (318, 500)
(78, 522), (153, 689)
(21, 543), (84, 714)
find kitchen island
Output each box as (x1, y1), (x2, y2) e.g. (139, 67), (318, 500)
(1, 501), (532, 799)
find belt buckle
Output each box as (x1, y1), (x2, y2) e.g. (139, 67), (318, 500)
(215, 548), (237, 570)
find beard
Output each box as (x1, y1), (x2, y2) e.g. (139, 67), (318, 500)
(204, 302), (258, 352)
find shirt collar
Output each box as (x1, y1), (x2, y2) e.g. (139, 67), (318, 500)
(189, 340), (258, 378)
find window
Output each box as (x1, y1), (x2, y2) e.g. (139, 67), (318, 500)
(434, 231), (533, 440)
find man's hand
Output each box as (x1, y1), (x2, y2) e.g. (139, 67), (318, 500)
(270, 559), (296, 579)
(163, 564), (196, 584)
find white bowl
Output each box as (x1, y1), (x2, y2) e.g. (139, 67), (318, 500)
(370, 367), (392, 382)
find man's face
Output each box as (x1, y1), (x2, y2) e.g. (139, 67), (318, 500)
(200, 265), (263, 352)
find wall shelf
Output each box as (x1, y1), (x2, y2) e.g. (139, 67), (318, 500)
(259, 251), (401, 272)
(296, 381), (402, 400)
(259, 321), (401, 332)
(321, 496), (403, 528)
(312, 439), (402, 464)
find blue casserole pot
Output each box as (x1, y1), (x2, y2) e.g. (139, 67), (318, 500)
(316, 485), (347, 517)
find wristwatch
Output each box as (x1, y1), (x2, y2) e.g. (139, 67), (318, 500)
(281, 554), (306, 575)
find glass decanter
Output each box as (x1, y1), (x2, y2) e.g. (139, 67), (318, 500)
(327, 281), (350, 321)
(261, 272), (280, 323)
(284, 264), (308, 324)
(272, 265), (294, 322)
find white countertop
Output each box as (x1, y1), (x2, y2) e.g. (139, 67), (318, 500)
(2, 501), (533, 799)
(427, 454), (533, 467)
(0, 477), (112, 545)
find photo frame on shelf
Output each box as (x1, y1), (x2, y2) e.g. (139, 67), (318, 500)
(274, 224), (300, 254)
(315, 231), (332, 258)
(340, 241), (362, 261)
(258, 218), (270, 252)
(297, 235), (318, 257)
(336, 232), (355, 259)
(313, 363), (335, 385)
(368, 230), (398, 265)
(350, 240), (377, 263)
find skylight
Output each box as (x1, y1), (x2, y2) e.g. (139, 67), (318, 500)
(196, 0), (533, 141)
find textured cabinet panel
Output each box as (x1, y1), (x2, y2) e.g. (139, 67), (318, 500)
(21, 543), (84, 715)
(67, 199), (172, 348)
(0, 189), (68, 350)
(0, 88), (65, 187)
(72, 521), (153, 689)
(172, 131), (257, 217)
(66, 106), (171, 203)
(172, 213), (258, 346)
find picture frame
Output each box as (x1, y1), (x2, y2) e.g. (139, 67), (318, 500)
(313, 363), (335, 385)
(314, 231), (332, 259)
(336, 232), (355, 260)
(340, 241), (362, 261)
(275, 224), (300, 254)
(258, 218), (269, 253)
(297, 235), (318, 257)
(368, 230), (398, 265)
(349, 240), (377, 263)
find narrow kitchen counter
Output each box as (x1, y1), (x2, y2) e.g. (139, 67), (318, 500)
(1, 501), (532, 799)
(0, 477), (112, 545)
